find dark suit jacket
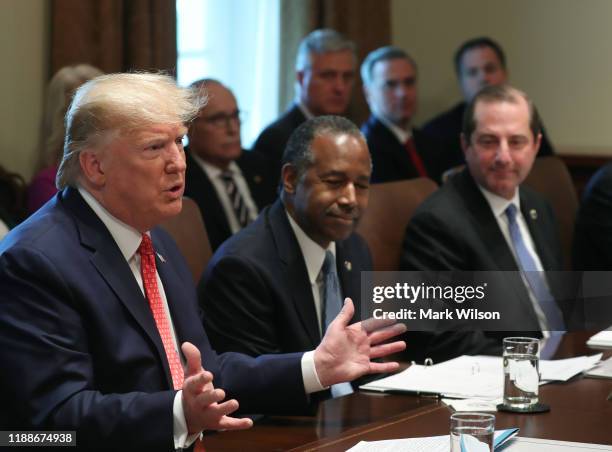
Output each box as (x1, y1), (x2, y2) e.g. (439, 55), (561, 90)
(422, 101), (556, 175)
(361, 115), (445, 184)
(0, 188), (309, 451)
(573, 162), (612, 270)
(198, 199), (372, 356)
(400, 170), (565, 362)
(184, 148), (277, 251)
(252, 104), (307, 181)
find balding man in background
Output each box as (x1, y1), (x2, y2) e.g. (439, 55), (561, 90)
(184, 79), (276, 251)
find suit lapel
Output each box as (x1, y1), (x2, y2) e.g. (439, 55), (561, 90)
(65, 189), (174, 388)
(184, 150), (232, 246)
(370, 116), (418, 178)
(519, 189), (554, 270)
(336, 241), (361, 322)
(268, 201), (321, 346)
(455, 172), (518, 271)
(237, 151), (270, 211)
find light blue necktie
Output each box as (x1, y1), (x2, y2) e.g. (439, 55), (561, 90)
(321, 250), (354, 397)
(505, 204), (565, 332)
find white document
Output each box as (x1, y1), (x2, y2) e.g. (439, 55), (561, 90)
(360, 354), (602, 399)
(587, 329), (612, 349)
(584, 356), (612, 379)
(500, 437), (612, 451)
(347, 436), (612, 452)
(346, 429), (517, 452)
(539, 354), (602, 382)
(442, 398), (502, 412)
(360, 355), (502, 399)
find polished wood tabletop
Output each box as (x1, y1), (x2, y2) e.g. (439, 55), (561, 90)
(204, 333), (612, 451)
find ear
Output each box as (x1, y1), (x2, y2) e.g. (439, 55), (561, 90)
(281, 163), (298, 195)
(79, 149), (106, 188)
(533, 132), (542, 155)
(296, 70), (305, 88)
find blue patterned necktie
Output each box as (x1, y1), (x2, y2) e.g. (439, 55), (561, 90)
(505, 204), (565, 331)
(320, 250), (353, 397)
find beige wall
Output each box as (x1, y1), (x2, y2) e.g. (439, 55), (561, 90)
(3, 0), (611, 178)
(0, 0), (48, 180)
(392, 0), (612, 155)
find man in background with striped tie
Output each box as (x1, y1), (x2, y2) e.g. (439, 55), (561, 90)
(184, 79), (277, 251)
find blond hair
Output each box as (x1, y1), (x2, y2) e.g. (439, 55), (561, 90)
(56, 72), (205, 189)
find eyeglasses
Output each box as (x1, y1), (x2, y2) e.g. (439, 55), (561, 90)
(197, 110), (244, 129)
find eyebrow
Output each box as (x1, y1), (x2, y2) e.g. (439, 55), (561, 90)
(319, 170), (370, 181)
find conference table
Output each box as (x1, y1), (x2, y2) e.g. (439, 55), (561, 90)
(205, 332), (612, 451)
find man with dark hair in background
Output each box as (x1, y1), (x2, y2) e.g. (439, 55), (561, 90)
(423, 36), (555, 171)
(360, 46), (444, 184)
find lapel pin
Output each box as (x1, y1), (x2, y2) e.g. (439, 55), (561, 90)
(530, 209), (538, 220)
(344, 260), (352, 271)
(157, 252), (166, 263)
(253, 175), (262, 184)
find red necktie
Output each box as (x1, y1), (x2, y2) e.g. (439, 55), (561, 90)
(140, 235), (207, 450)
(139, 234), (184, 390)
(405, 137), (428, 177)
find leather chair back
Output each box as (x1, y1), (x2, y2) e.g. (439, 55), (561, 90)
(160, 196), (213, 283)
(357, 178), (438, 271)
(523, 156), (578, 269)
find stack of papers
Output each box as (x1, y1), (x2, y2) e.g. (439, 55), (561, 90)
(584, 356), (612, 380)
(587, 329), (612, 349)
(348, 436), (612, 452)
(540, 354), (602, 382)
(347, 428), (518, 452)
(360, 354), (602, 400)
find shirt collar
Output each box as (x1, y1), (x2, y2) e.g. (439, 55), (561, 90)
(78, 186), (144, 261)
(477, 184), (521, 220)
(190, 152), (241, 179)
(376, 114), (412, 144)
(296, 101), (315, 120)
(285, 209), (336, 285)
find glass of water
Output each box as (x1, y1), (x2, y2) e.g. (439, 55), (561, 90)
(503, 337), (540, 409)
(450, 412), (495, 452)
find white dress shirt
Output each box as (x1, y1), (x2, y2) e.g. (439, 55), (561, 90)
(478, 185), (551, 333)
(286, 211), (337, 336)
(296, 101), (314, 120)
(190, 154), (258, 233)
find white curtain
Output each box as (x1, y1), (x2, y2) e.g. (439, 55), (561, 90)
(177, 0), (280, 148)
